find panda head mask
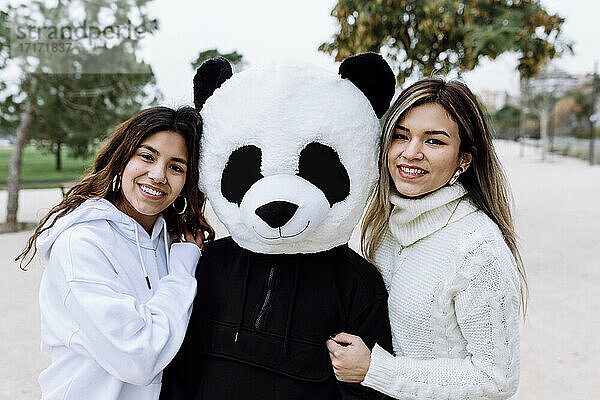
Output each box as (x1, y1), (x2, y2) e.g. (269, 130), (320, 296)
(195, 53), (395, 254)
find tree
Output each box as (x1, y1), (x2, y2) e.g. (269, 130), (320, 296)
(552, 96), (581, 136)
(492, 104), (523, 139)
(319, 0), (570, 82)
(522, 115), (540, 138)
(568, 73), (599, 164)
(555, 83), (596, 138)
(0, 10), (14, 135)
(191, 49), (245, 72)
(2, 0), (160, 231)
(24, 70), (159, 170)
(521, 66), (579, 159)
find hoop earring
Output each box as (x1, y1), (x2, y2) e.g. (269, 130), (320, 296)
(172, 196), (187, 215)
(111, 175), (121, 192)
(449, 168), (462, 185)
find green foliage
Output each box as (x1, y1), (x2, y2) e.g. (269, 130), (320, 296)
(494, 104), (523, 126)
(568, 81), (595, 121)
(0, 9), (13, 134)
(566, 74), (599, 140)
(320, 0), (571, 82)
(191, 49), (245, 72)
(492, 104), (523, 138)
(26, 71), (159, 161)
(0, 9), (8, 68)
(1, 0), (161, 168)
(0, 146), (96, 188)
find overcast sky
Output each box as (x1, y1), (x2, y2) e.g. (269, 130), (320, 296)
(136, 0), (598, 107)
(3, 0), (598, 106)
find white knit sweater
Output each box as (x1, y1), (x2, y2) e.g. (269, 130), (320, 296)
(361, 183), (521, 400)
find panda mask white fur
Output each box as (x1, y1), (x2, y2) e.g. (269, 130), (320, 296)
(195, 53), (395, 254)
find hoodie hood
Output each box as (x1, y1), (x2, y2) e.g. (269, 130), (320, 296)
(37, 198), (169, 290)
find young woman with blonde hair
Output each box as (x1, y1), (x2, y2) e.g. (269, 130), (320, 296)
(18, 106), (214, 400)
(327, 79), (527, 399)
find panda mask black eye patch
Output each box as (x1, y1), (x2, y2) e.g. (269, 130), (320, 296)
(222, 145), (263, 205)
(297, 142), (350, 207)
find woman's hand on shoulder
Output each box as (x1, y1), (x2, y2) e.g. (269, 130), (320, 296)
(171, 229), (204, 250)
(326, 332), (371, 383)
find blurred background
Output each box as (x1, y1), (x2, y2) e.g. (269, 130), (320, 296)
(0, 0), (598, 398)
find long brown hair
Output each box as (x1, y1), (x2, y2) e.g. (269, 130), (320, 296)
(18, 106), (214, 269)
(361, 78), (528, 315)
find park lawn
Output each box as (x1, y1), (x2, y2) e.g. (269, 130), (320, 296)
(0, 147), (96, 189)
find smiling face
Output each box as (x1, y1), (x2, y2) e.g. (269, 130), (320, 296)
(387, 102), (472, 197)
(117, 130), (188, 232)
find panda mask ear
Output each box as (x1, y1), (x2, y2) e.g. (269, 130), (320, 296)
(338, 53), (396, 119)
(194, 57), (234, 110)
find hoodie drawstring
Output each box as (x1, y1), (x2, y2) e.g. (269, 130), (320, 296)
(234, 258), (251, 343)
(134, 224), (152, 290)
(162, 219), (170, 272)
(283, 264), (299, 355)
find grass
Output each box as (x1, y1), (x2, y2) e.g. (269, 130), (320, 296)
(0, 146), (96, 189)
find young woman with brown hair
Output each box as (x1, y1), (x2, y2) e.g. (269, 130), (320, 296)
(18, 106), (213, 400)
(327, 79), (527, 399)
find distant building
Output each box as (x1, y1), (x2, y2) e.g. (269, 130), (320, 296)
(520, 65), (579, 104)
(573, 73), (594, 88)
(521, 65), (599, 121)
(479, 89), (519, 112)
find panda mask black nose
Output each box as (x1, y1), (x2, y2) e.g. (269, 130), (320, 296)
(255, 201), (298, 229)
(195, 54), (395, 254)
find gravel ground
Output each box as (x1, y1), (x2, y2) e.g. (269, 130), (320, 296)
(0, 140), (598, 399)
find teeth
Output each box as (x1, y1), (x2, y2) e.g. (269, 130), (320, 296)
(400, 166), (427, 175)
(140, 185), (164, 196)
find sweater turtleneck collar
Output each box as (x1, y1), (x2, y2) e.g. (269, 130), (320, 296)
(388, 183), (477, 246)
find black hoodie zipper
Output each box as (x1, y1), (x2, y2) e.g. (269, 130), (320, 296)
(255, 265), (276, 330)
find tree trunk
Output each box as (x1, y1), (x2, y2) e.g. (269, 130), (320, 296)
(591, 63), (598, 166)
(548, 109), (555, 154)
(517, 113), (525, 158)
(590, 121), (596, 166)
(6, 76), (38, 232)
(540, 109), (549, 162)
(55, 142), (62, 171)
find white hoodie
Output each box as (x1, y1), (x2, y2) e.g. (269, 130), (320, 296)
(36, 198), (201, 400)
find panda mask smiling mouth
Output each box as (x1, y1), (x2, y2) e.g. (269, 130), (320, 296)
(238, 174), (334, 244)
(253, 220), (311, 241)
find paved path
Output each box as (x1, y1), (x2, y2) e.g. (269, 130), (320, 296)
(0, 141), (598, 399)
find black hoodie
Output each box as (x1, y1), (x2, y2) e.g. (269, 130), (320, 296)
(160, 236), (393, 400)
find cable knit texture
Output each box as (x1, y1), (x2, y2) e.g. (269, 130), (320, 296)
(361, 183), (521, 400)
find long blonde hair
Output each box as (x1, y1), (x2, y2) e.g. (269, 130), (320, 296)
(361, 78), (528, 315)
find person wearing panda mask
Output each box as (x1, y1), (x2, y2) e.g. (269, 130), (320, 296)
(159, 54), (396, 399)
(326, 79), (526, 399)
